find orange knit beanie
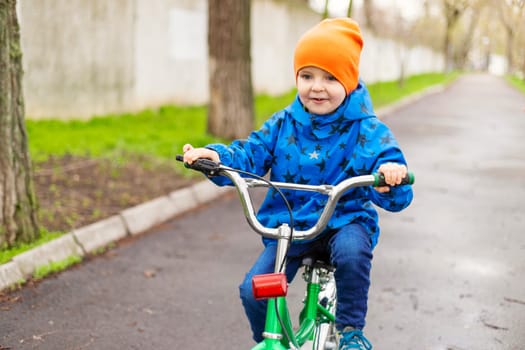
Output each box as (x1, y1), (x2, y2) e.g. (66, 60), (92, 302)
(294, 18), (363, 94)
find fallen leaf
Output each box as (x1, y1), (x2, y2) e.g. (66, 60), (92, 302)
(143, 269), (156, 278)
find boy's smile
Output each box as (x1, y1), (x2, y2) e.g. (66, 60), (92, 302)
(297, 66), (346, 115)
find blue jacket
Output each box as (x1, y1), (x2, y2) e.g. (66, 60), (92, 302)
(206, 81), (413, 248)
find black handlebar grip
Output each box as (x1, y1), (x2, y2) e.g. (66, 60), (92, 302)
(374, 172), (415, 187)
(175, 155), (221, 175)
(176, 154), (191, 169)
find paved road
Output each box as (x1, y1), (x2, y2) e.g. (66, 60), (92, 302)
(1, 74), (524, 350)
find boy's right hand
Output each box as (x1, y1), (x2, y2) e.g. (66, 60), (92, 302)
(182, 144), (220, 164)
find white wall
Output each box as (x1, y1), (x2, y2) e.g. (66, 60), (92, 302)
(19, 0), (135, 119)
(251, 1), (320, 95)
(130, 0), (320, 109)
(133, 0), (209, 108)
(360, 30), (445, 83)
(19, 0), (444, 119)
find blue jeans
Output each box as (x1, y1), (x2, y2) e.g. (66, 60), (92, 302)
(239, 224), (373, 342)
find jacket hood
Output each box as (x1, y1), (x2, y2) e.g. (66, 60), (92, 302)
(287, 80), (375, 139)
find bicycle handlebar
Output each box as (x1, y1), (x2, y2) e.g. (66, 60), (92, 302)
(176, 155), (414, 241)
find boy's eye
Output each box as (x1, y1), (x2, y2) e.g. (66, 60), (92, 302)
(300, 73), (312, 80)
(326, 75), (337, 81)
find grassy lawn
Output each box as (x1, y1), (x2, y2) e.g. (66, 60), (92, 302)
(1, 72), (457, 263)
(27, 105), (224, 164)
(506, 74), (525, 94)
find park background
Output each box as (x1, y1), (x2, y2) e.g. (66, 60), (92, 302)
(19, 0), (513, 119)
(1, 0), (524, 285)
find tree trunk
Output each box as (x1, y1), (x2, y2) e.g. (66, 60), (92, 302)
(522, 47), (525, 81)
(347, 0), (353, 18)
(456, 8), (481, 70)
(322, 0), (329, 19)
(207, 0), (254, 139)
(362, 0), (375, 33)
(0, 0), (39, 246)
(443, 3), (458, 72)
(442, 0), (468, 72)
(505, 26), (514, 74)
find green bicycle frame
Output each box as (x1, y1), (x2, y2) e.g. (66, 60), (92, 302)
(251, 227), (336, 350)
(251, 276), (335, 349)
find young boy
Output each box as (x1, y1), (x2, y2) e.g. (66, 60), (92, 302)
(183, 18), (413, 350)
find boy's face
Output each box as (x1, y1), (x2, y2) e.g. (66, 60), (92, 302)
(297, 66), (346, 115)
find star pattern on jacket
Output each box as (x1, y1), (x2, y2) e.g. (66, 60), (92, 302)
(309, 151), (319, 159)
(283, 170), (295, 183)
(330, 124), (341, 134)
(316, 159), (326, 172)
(338, 157), (350, 170)
(297, 176), (310, 184)
(360, 102), (369, 114)
(380, 135), (393, 145)
(357, 134), (368, 147)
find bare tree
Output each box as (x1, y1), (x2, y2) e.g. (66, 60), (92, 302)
(410, 8), (444, 52)
(361, 0), (376, 32)
(347, 0), (354, 17)
(207, 0), (254, 139)
(0, 0), (39, 246)
(494, 0), (524, 74)
(442, 0), (470, 71)
(519, 11), (525, 79)
(322, 0), (329, 18)
(454, 1), (485, 69)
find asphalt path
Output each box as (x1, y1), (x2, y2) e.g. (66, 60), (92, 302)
(1, 74), (524, 350)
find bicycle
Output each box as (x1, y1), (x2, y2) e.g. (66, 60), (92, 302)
(176, 155), (414, 350)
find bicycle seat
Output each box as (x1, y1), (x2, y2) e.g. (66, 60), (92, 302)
(301, 252), (334, 272)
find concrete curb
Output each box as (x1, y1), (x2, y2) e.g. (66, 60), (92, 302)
(12, 233), (84, 277)
(121, 196), (179, 236)
(0, 262), (24, 290)
(0, 180), (232, 292)
(73, 215), (128, 253)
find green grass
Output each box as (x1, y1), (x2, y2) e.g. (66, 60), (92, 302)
(506, 74), (525, 94)
(32, 255), (83, 280)
(26, 105), (225, 163)
(0, 229), (63, 264)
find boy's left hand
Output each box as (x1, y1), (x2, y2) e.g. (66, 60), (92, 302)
(374, 163), (408, 193)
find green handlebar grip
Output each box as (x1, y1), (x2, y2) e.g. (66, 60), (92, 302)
(374, 172), (415, 187)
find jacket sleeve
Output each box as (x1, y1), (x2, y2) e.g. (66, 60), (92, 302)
(369, 147), (414, 212)
(358, 119), (413, 212)
(204, 112), (283, 186)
